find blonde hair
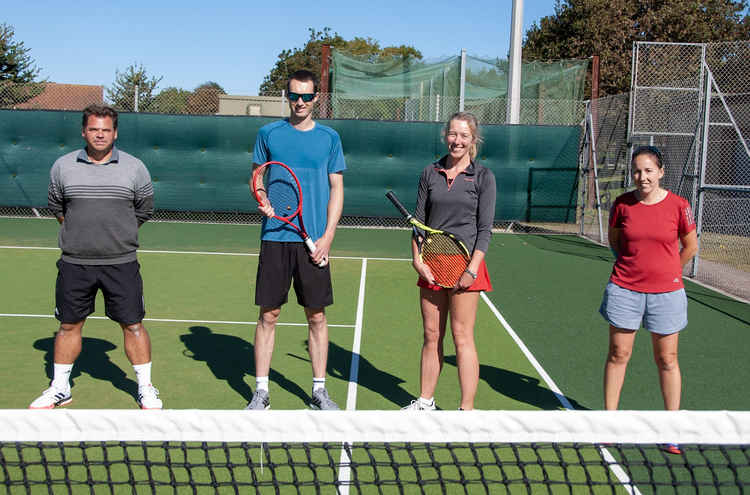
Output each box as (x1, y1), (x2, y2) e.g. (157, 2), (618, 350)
(443, 112), (483, 159)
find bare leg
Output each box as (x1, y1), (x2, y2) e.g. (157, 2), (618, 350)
(603, 325), (637, 410)
(652, 331), (681, 410)
(419, 288), (449, 400)
(449, 291), (480, 410)
(254, 307), (280, 378)
(54, 321), (85, 364)
(120, 322), (152, 365)
(305, 307), (329, 379)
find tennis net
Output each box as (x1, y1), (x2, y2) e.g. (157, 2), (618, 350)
(1, 410), (749, 494)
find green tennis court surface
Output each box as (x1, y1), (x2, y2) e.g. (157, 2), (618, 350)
(1, 217), (748, 411)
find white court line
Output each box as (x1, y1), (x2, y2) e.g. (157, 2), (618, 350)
(345, 258), (367, 410)
(0, 245), (411, 262)
(0, 313), (354, 328)
(480, 292), (640, 494)
(338, 258), (368, 494)
(480, 292), (572, 410)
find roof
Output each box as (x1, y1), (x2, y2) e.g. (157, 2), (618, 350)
(13, 83), (104, 110)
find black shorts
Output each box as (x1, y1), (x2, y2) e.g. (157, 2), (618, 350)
(55, 259), (145, 325)
(255, 241), (333, 309)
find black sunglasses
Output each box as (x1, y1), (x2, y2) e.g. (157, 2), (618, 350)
(287, 92), (315, 103)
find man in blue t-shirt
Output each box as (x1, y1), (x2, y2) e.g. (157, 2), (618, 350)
(246, 70), (346, 411)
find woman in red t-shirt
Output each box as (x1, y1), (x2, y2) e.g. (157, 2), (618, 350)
(600, 146), (697, 415)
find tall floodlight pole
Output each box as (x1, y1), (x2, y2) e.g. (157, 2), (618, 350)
(506, 0), (523, 124)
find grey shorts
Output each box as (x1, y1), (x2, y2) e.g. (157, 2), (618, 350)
(599, 282), (687, 334)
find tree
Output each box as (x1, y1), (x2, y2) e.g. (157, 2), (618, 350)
(185, 81), (226, 115)
(106, 63), (163, 112)
(0, 23), (43, 107)
(523, 0), (750, 95)
(259, 27), (422, 95)
(0, 23), (39, 83)
(152, 86), (191, 114)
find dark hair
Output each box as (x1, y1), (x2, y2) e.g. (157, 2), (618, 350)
(632, 145), (663, 169)
(286, 69), (318, 94)
(82, 104), (118, 130)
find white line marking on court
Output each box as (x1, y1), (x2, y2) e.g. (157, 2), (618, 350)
(346, 258), (367, 410)
(338, 258), (368, 494)
(480, 292), (573, 410)
(479, 293), (640, 493)
(0, 245), (412, 262)
(0, 246), (58, 250)
(0, 313), (354, 328)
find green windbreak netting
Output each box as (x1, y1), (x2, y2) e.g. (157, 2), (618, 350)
(0, 110), (579, 223)
(331, 50), (589, 101)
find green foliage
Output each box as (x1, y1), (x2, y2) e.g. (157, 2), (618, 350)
(152, 87), (191, 114)
(523, 0), (750, 95)
(106, 63), (163, 112)
(0, 23), (43, 107)
(259, 27), (421, 95)
(0, 23), (39, 83)
(185, 81), (226, 115)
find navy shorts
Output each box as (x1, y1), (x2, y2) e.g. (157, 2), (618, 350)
(55, 259), (145, 325)
(599, 282), (687, 335)
(254, 241), (333, 309)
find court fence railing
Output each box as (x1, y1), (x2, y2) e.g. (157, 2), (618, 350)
(580, 41), (750, 302)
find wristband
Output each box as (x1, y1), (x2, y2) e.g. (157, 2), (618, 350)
(464, 268), (477, 279)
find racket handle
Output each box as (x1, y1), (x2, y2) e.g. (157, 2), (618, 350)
(304, 237), (328, 267)
(385, 191), (412, 220)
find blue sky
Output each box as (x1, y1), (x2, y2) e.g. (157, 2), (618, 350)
(4, 1), (557, 95)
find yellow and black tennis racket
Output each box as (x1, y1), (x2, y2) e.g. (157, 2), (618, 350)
(385, 190), (471, 288)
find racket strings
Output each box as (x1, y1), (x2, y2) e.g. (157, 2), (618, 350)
(265, 171), (300, 220)
(421, 234), (470, 287)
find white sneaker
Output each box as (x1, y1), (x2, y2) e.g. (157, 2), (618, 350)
(401, 399), (436, 411)
(137, 384), (162, 409)
(29, 386), (72, 409)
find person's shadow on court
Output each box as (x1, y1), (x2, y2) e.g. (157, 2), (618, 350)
(33, 335), (139, 402)
(444, 355), (589, 410)
(180, 326), (308, 405)
(289, 340), (414, 408)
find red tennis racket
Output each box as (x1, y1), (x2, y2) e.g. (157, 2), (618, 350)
(252, 161), (328, 267)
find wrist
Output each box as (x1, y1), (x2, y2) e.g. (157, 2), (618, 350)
(464, 268), (477, 279)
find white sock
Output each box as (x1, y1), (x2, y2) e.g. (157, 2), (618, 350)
(51, 363), (73, 391)
(312, 377), (326, 392)
(132, 362), (152, 388)
(418, 396), (434, 407)
(256, 376), (269, 392)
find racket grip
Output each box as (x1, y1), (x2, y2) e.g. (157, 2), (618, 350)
(385, 191), (412, 219)
(304, 237), (328, 267)
(304, 237), (317, 253)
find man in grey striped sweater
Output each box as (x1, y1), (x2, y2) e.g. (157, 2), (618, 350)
(30, 105), (162, 410)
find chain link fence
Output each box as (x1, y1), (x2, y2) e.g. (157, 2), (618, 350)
(0, 82), (584, 126)
(581, 41), (750, 302)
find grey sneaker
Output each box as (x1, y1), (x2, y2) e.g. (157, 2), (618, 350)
(245, 389), (270, 410)
(401, 399), (436, 411)
(309, 388), (339, 410)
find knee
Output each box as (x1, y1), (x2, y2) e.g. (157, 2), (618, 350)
(607, 346), (632, 365)
(654, 351), (679, 371)
(123, 322), (145, 336)
(259, 308), (281, 326)
(451, 327), (475, 350)
(58, 322), (83, 335)
(306, 311), (326, 328)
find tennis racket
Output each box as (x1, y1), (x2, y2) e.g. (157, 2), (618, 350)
(252, 161), (327, 267)
(385, 190), (471, 288)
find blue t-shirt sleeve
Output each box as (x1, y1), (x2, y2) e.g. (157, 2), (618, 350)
(253, 128), (270, 165)
(327, 133), (347, 174)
